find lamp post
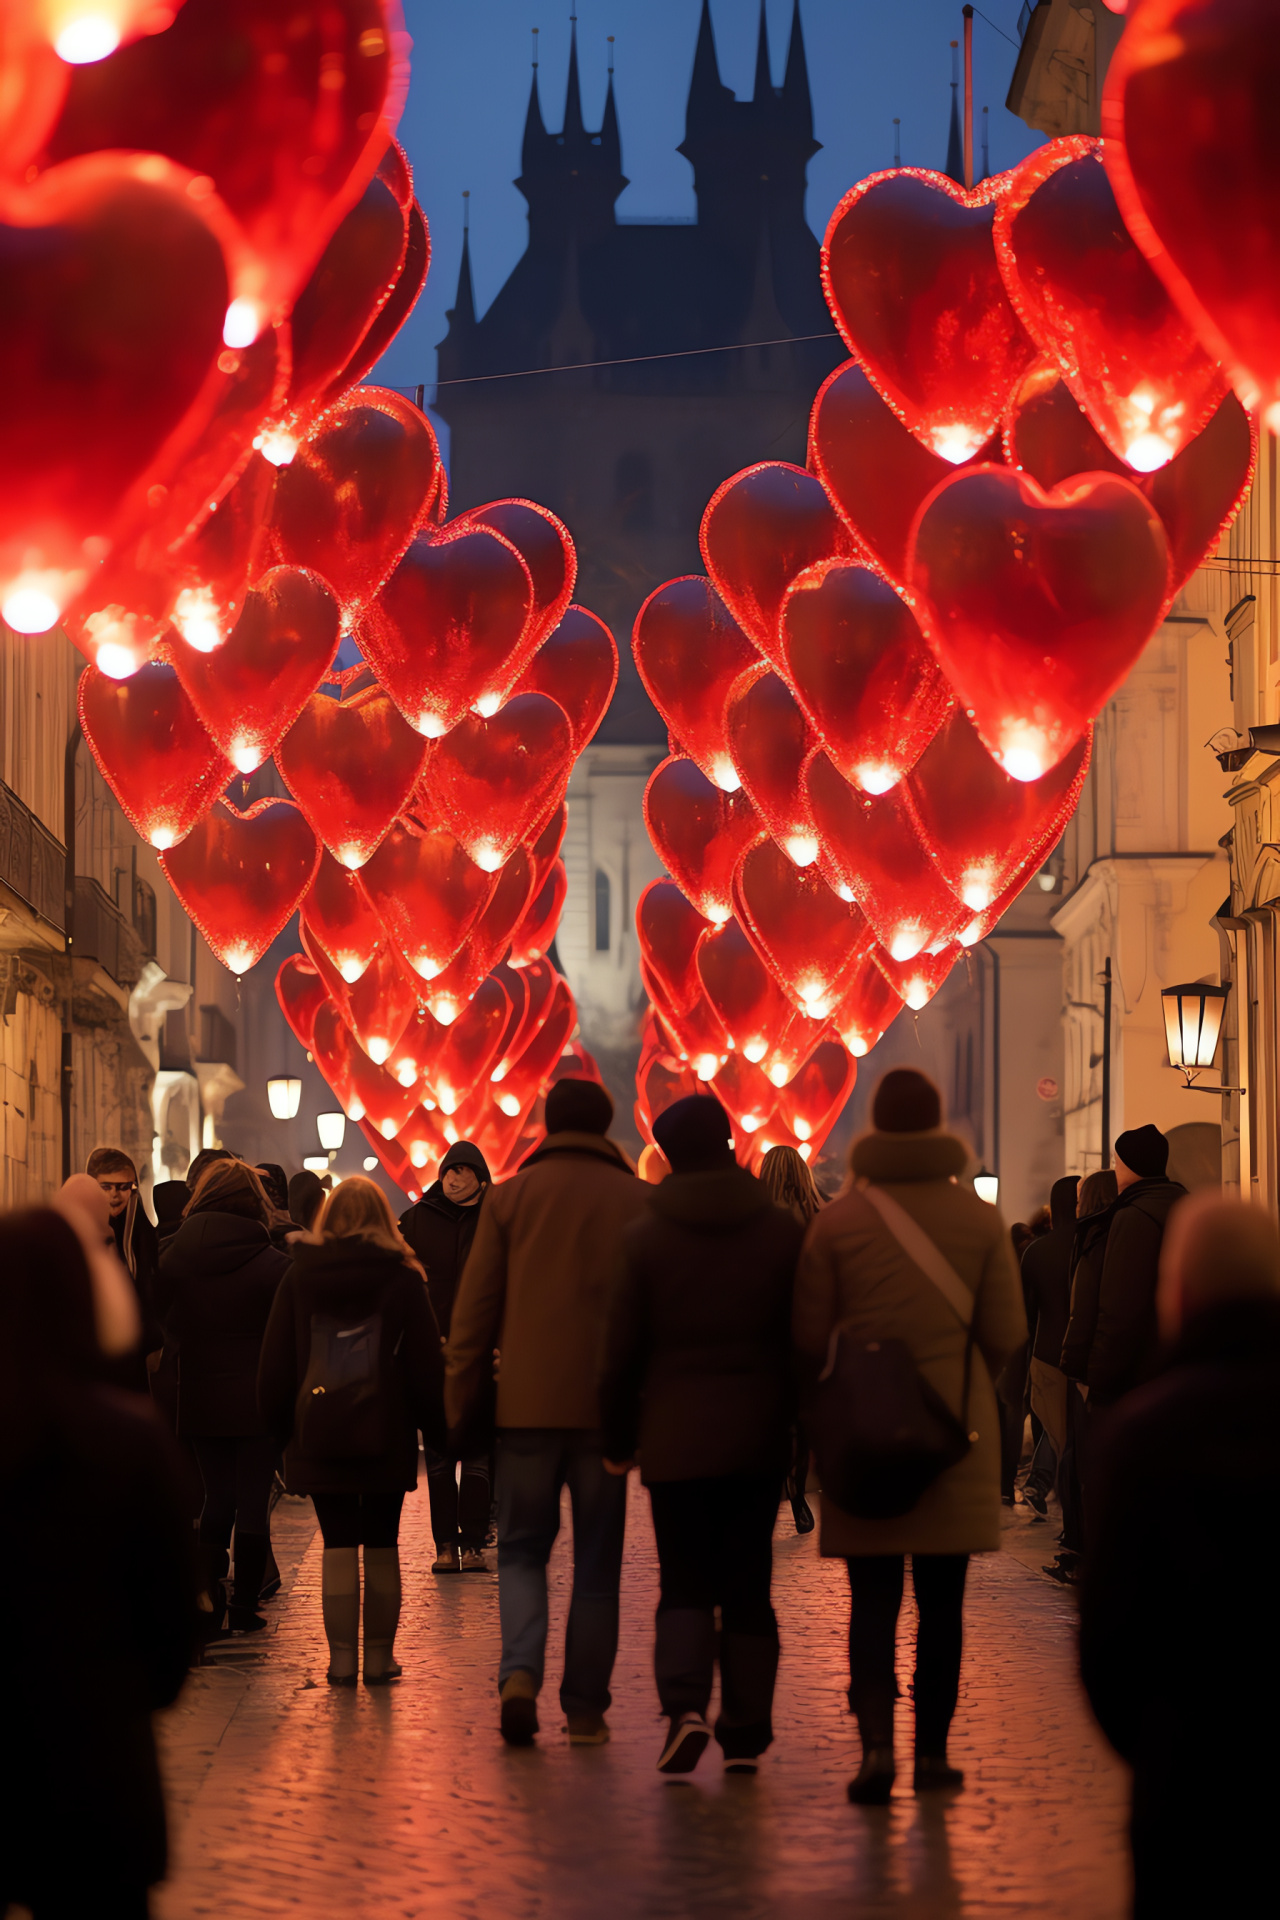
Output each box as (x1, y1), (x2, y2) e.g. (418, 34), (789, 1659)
(1160, 981), (1240, 1091)
(266, 1076), (302, 1120)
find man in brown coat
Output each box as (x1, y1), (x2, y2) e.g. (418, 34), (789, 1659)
(445, 1077), (651, 1747)
(793, 1069), (1026, 1804)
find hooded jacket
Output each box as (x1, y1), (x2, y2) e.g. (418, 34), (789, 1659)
(598, 1165), (804, 1482)
(257, 1235), (446, 1494)
(1021, 1175), (1080, 1365)
(1061, 1175), (1187, 1403)
(156, 1213), (289, 1437)
(399, 1142), (491, 1337)
(445, 1130), (652, 1434)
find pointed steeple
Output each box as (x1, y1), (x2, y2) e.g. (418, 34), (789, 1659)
(451, 194), (476, 329)
(684, 0), (731, 142)
(944, 40), (964, 183)
(781, 0), (813, 129)
(521, 31), (547, 175)
(752, 0), (772, 103)
(563, 14), (584, 139)
(600, 52), (621, 174)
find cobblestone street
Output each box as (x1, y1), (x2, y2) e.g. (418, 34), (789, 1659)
(153, 1479), (1129, 1920)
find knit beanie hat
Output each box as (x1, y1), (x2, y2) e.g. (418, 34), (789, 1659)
(1114, 1124), (1169, 1179)
(871, 1068), (942, 1134)
(544, 1076), (615, 1137)
(652, 1095), (736, 1173)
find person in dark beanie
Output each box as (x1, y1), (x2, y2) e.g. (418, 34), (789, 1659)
(445, 1077), (651, 1747)
(1080, 1194), (1280, 1917)
(793, 1068), (1025, 1804)
(400, 1140), (494, 1571)
(600, 1096), (803, 1775)
(287, 1168), (326, 1235)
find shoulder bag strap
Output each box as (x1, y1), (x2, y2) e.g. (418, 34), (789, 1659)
(857, 1181), (973, 1329)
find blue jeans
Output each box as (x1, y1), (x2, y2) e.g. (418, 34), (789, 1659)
(495, 1427), (627, 1716)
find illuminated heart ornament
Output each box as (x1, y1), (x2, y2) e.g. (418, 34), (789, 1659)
(907, 466), (1170, 780)
(782, 559), (952, 792)
(527, 803), (567, 895)
(312, 1000), (357, 1112)
(419, 693), (574, 873)
(159, 798), (320, 975)
(1103, 0), (1280, 429)
(300, 850), (386, 983)
(277, 681), (428, 871)
(171, 565), (340, 773)
(421, 849), (536, 1022)
(696, 917), (793, 1065)
(636, 1049), (700, 1144)
(805, 751), (965, 961)
(643, 757), (762, 927)
(426, 976), (510, 1113)
(1005, 363), (1255, 598)
(322, 197), (429, 408)
(649, 983), (730, 1081)
(0, 20), (65, 180)
(44, 0), (405, 332)
(488, 966), (530, 1077)
(275, 953), (328, 1051)
(357, 522), (534, 738)
(357, 821), (495, 981)
(510, 860), (567, 969)
(392, 1104), (448, 1178)
(300, 920), (353, 1019)
(492, 957), (555, 1083)
(143, 324), (288, 555)
(160, 450), (279, 653)
(725, 670), (820, 867)
(995, 138), (1228, 474)
(346, 942), (419, 1065)
(708, 1052), (778, 1145)
(78, 660), (231, 850)
(633, 576), (758, 792)
(831, 960), (903, 1058)
(732, 837), (876, 1019)
(757, 1003), (835, 1091)
(700, 463), (856, 672)
(269, 388), (442, 627)
(872, 942), (960, 1013)
(515, 605), (617, 750)
(907, 708), (1091, 917)
(283, 168), (408, 428)
(502, 974), (575, 1098)
(822, 167), (1035, 463)
(636, 879), (714, 1016)
(0, 153), (229, 627)
(776, 1040), (857, 1151)
(347, 1040), (422, 1141)
(459, 499), (576, 654)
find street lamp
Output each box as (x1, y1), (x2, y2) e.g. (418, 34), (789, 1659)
(317, 1111), (346, 1152)
(302, 1156), (330, 1175)
(266, 1076), (301, 1120)
(974, 1169), (999, 1206)
(1160, 980), (1235, 1089)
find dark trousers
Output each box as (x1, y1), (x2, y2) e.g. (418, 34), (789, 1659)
(1058, 1385), (1087, 1554)
(191, 1436), (278, 1546)
(425, 1448), (491, 1551)
(846, 1554), (969, 1755)
(648, 1473), (781, 1759)
(312, 1490), (405, 1548)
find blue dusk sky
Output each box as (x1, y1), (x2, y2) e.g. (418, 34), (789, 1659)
(376, 0), (1046, 406)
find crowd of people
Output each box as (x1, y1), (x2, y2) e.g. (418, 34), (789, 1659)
(2, 1072), (1275, 1918)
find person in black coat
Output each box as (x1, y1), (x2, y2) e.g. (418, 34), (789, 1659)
(87, 1147), (161, 1391)
(156, 1160), (289, 1635)
(1080, 1192), (1280, 1918)
(258, 1176), (446, 1686)
(599, 1096), (804, 1775)
(400, 1139), (492, 1571)
(0, 1206), (195, 1919)
(1016, 1174), (1079, 1516)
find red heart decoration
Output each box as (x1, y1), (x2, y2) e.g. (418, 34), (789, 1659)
(79, 659), (231, 850)
(0, 26), (65, 180)
(321, 197), (430, 409)
(1103, 0), (1280, 429)
(633, 576), (758, 792)
(357, 522), (534, 738)
(384, 1006), (440, 1099)
(805, 751), (965, 961)
(733, 837), (876, 1018)
(488, 966), (530, 1074)
(492, 958), (555, 1083)
(775, 1040), (857, 1150)
(636, 879), (713, 1017)
(312, 1000), (357, 1112)
(426, 976), (511, 1114)
(510, 860), (567, 970)
(822, 167), (1035, 463)
(909, 466), (1170, 780)
(643, 757), (763, 927)
(299, 920), (354, 1019)
(636, 1046), (700, 1146)
(782, 559), (952, 792)
(347, 941), (419, 1065)
(831, 960), (903, 1058)
(421, 848), (536, 1023)
(301, 850), (386, 983)
(269, 388), (441, 627)
(275, 953), (328, 1051)
(0, 153), (229, 622)
(392, 1104), (449, 1181)
(501, 974), (575, 1097)
(1005, 363), (1256, 598)
(528, 804), (567, 894)
(277, 680), (429, 871)
(701, 463), (856, 672)
(757, 1003), (836, 1091)
(160, 798), (320, 975)
(420, 693), (574, 873)
(514, 605), (617, 750)
(283, 169), (408, 429)
(172, 565), (340, 773)
(648, 983), (730, 1081)
(459, 499), (576, 655)
(872, 942), (960, 1012)
(142, 325), (288, 556)
(725, 669), (820, 867)
(708, 1052), (779, 1144)
(347, 1038), (422, 1141)
(358, 821), (496, 982)
(695, 916), (794, 1064)
(996, 138), (1228, 473)
(44, 0), (404, 332)
(907, 708), (1092, 915)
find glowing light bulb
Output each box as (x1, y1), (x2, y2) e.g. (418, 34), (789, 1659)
(693, 1053), (719, 1081)
(961, 880), (992, 911)
(490, 1063), (509, 1084)
(366, 1038), (391, 1065)
(835, 884), (856, 903)
(96, 642), (140, 680)
(928, 422), (986, 464)
(473, 691), (502, 718)
(338, 959), (368, 984)
(497, 1092), (522, 1117)
(230, 740), (262, 774)
(254, 426), (298, 468)
(431, 996), (460, 1025)
(338, 844), (366, 870)
(378, 1116), (398, 1139)
(740, 1113), (761, 1133)
(798, 1143), (811, 1162)
(346, 1097), (366, 1122)
(794, 1119), (811, 1141)
(783, 834), (819, 868)
(362, 1156), (378, 1172)
(768, 1063), (789, 1087)
(472, 843), (504, 873)
(959, 917), (984, 949)
(149, 827), (176, 851)
(855, 762), (899, 796)
(889, 927), (926, 963)
(742, 1039), (767, 1064)
(395, 1062), (418, 1088)
(1000, 743), (1046, 784)
(904, 979), (930, 1012)
(55, 14), (119, 62)
(225, 943), (256, 975)
(848, 1035), (869, 1058)
(705, 903), (732, 925)
(1265, 401), (1280, 438)
(1124, 432), (1172, 473)
(410, 1143), (430, 1168)
(443, 1122), (459, 1145)
(4, 587), (61, 633)
(223, 298), (262, 349)
(171, 586), (224, 654)
(711, 755), (741, 794)
(800, 987), (832, 1018)
(410, 956), (442, 981)
(416, 712), (450, 739)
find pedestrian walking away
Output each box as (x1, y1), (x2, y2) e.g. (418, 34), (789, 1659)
(600, 1095), (804, 1776)
(445, 1077), (651, 1748)
(400, 1139), (494, 1573)
(793, 1069), (1026, 1805)
(258, 1177), (446, 1686)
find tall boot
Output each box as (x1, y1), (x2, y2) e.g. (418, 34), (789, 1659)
(361, 1545), (402, 1684)
(321, 1547), (360, 1684)
(716, 1631), (780, 1764)
(198, 1543), (229, 1640)
(228, 1532), (269, 1633)
(848, 1705), (896, 1806)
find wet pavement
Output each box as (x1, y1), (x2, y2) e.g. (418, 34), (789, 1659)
(153, 1479), (1129, 1920)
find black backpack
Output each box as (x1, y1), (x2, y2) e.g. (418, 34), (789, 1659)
(811, 1184), (977, 1520)
(296, 1310), (390, 1459)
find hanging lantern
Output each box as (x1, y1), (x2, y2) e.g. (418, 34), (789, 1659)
(1161, 980), (1229, 1086)
(266, 1076), (302, 1121)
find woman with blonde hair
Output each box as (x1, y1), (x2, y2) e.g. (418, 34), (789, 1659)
(758, 1144), (825, 1227)
(258, 1176), (446, 1685)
